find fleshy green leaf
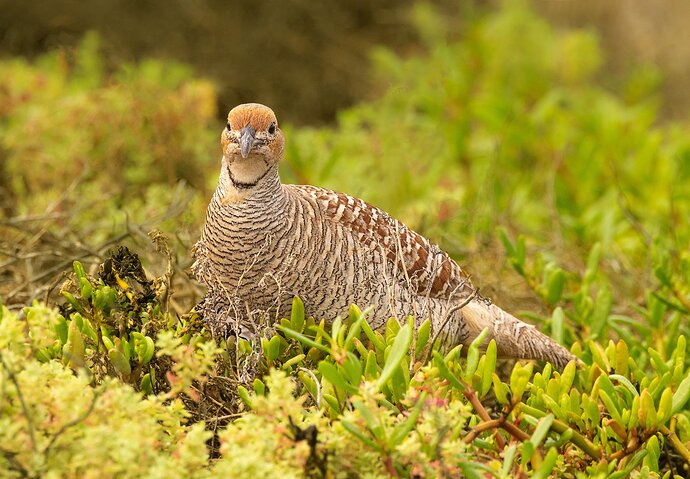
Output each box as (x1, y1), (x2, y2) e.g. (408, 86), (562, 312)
(376, 320), (412, 391)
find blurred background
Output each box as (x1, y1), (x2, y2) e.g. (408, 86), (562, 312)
(1, 0), (690, 352)
(2, 0), (690, 125)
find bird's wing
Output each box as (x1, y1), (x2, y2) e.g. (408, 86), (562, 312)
(291, 185), (476, 302)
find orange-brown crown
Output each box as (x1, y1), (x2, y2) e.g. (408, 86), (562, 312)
(227, 103), (278, 132)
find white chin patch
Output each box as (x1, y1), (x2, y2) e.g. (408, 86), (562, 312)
(228, 158), (269, 186)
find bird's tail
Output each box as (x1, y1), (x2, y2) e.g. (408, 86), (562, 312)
(461, 299), (575, 369)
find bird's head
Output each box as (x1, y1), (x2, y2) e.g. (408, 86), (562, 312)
(220, 103), (284, 190)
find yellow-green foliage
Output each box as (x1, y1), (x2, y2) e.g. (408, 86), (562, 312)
(2, 1), (690, 478)
(286, 1), (687, 272)
(3, 295), (690, 477)
(0, 33), (215, 237)
(0, 305), (211, 479)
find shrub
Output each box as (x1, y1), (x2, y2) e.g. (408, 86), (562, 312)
(0, 32), (216, 237)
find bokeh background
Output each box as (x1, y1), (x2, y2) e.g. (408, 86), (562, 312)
(3, 0), (690, 125)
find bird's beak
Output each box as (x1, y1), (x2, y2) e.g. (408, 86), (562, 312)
(239, 125), (256, 158)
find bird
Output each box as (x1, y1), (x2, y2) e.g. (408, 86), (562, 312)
(192, 103), (575, 369)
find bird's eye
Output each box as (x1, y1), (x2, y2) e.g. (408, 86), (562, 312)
(226, 122), (232, 130)
(268, 123), (276, 135)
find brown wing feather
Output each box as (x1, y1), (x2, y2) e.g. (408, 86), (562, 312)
(292, 185), (475, 301)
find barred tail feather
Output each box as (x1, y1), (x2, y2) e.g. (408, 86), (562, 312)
(461, 299), (575, 369)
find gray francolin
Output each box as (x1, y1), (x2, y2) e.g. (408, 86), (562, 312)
(192, 103), (574, 368)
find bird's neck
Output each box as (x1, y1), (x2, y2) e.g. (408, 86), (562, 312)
(216, 161), (285, 206)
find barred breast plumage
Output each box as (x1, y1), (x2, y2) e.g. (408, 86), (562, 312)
(192, 103), (574, 368)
